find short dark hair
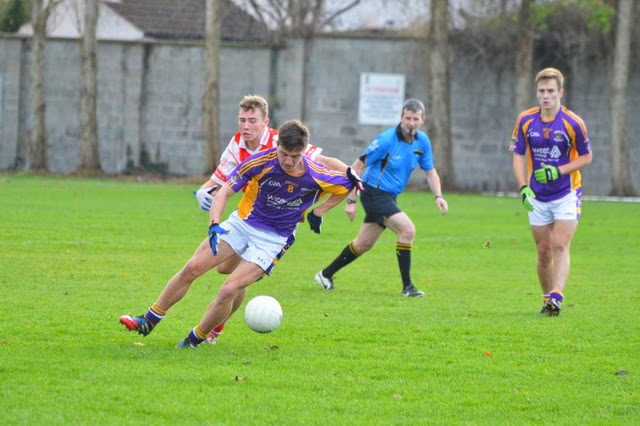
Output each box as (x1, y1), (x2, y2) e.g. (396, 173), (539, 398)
(277, 120), (309, 152)
(402, 99), (425, 116)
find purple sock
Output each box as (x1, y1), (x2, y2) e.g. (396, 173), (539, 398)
(550, 292), (563, 302)
(187, 329), (205, 346)
(144, 306), (165, 327)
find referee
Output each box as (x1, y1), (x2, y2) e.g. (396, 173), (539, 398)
(315, 99), (448, 297)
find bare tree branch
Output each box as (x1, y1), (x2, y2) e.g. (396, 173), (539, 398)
(320, 0), (360, 29)
(238, 0), (360, 36)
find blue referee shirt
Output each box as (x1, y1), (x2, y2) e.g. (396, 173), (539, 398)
(361, 124), (435, 196)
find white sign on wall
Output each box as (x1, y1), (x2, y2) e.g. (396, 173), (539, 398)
(358, 73), (405, 125)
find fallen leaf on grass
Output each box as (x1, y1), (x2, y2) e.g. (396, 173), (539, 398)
(133, 342), (145, 346)
(484, 351), (492, 356)
(483, 241), (491, 248)
(235, 376), (247, 381)
(393, 394), (403, 398)
(270, 346), (279, 351)
(514, 388), (522, 392)
(243, 360), (252, 365)
(615, 371), (629, 376)
(324, 313), (329, 317)
(140, 350), (146, 354)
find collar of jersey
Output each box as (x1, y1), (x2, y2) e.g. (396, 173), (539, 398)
(395, 124), (417, 145)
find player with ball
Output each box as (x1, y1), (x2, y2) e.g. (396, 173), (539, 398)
(119, 119), (361, 348)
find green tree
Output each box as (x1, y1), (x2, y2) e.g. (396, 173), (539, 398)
(0, 0), (30, 32)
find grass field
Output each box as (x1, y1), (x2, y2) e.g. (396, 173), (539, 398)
(1, 174), (638, 424)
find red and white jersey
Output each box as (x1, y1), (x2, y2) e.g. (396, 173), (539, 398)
(211, 127), (323, 186)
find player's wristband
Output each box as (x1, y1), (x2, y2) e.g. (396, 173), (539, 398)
(435, 195), (443, 199)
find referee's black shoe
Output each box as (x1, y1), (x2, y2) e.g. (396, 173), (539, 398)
(402, 285), (425, 297)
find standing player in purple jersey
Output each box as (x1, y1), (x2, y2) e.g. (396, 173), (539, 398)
(119, 120), (358, 348)
(510, 68), (592, 316)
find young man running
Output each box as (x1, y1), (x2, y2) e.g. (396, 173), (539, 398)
(120, 120), (359, 348)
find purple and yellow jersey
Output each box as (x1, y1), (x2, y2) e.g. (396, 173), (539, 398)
(510, 105), (591, 202)
(226, 148), (354, 237)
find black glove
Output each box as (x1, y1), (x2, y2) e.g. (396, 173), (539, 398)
(307, 210), (322, 234)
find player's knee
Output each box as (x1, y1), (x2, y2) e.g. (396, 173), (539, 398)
(352, 240), (373, 254)
(395, 221), (416, 242)
(399, 229), (415, 243)
(536, 246), (552, 263)
(551, 242), (570, 256)
(217, 280), (243, 301)
(182, 258), (208, 280)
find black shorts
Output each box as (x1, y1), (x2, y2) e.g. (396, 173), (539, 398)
(360, 182), (402, 227)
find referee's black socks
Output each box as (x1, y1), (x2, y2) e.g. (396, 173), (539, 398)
(323, 242), (360, 278)
(396, 242), (413, 289)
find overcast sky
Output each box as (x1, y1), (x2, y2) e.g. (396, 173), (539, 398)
(231, 0), (478, 32)
(327, 0), (431, 30)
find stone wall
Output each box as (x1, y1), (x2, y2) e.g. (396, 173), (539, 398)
(1, 34), (638, 195)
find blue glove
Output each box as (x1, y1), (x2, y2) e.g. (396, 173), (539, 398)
(534, 163), (561, 183)
(307, 210), (322, 234)
(208, 223), (229, 255)
(346, 166), (364, 193)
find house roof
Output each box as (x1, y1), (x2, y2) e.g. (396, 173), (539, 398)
(104, 0), (269, 42)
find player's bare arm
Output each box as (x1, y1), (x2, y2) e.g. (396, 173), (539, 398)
(209, 183), (235, 225)
(512, 153), (528, 188)
(316, 154), (348, 172)
(425, 168), (448, 215)
(313, 193), (350, 217)
(557, 151), (593, 175)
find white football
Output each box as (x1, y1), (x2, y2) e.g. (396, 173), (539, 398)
(244, 295), (283, 333)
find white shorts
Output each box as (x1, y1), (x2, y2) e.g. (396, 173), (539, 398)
(219, 211), (289, 275)
(529, 191), (581, 226)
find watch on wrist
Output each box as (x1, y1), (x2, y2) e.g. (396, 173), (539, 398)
(346, 199), (357, 204)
